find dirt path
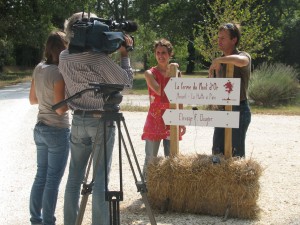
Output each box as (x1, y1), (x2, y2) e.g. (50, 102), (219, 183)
(0, 83), (299, 225)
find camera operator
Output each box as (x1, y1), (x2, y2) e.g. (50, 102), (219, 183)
(59, 12), (134, 225)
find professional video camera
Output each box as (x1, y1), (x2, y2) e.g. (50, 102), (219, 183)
(69, 13), (138, 54)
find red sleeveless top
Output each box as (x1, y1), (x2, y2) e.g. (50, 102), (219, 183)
(141, 67), (171, 141)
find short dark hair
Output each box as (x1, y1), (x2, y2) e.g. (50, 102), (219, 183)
(219, 23), (241, 47)
(44, 31), (67, 65)
(154, 38), (173, 56)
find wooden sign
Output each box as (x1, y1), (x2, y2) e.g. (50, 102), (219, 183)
(164, 78), (240, 105)
(163, 65), (239, 158)
(163, 109), (239, 128)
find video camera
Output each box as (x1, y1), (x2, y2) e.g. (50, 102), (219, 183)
(69, 13), (138, 54)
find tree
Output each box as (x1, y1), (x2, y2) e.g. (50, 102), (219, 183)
(267, 0), (300, 70)
(94, 0), (135, 21)
(1, 0), (299, 71)
(130, 22), (158, 71)
(194, 0), (276, 66)
(186, 39), (196, 73)
(132, 0), (203, 72)
(0, 0), (83, 66)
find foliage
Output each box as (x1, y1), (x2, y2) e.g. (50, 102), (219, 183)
(249, 63), (299, 106)
(0, 0), (92, 66)
(194, 0), (277, 64)
(1, 0), (300, 72)
(148, 0), (201, 43)
(277, 16), (300, 71)
(264, 0), (300, 68)
(0, 38), (14, 71)
(128, 22), (191, 71)
(131, 0), (207, 71)
(130, 22), (158, 70)
(132, 0), (284, 70)
(94, 0), (134, 20)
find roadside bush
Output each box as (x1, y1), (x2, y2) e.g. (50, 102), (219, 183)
(249, 63), (299, 106)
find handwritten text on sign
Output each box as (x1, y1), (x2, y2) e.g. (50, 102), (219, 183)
(163, 109), (240, 128)
(164, 78), (240, 105)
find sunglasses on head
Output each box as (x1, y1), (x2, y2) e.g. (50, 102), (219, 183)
(224, 23), (234, 29)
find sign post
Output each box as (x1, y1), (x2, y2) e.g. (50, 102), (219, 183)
(224, 64), (234, 159)
(167, 64), (179, 156)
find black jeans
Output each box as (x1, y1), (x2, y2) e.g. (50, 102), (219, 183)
(212, 100), (251, 157)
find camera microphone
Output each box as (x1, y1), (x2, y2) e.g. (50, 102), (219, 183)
(111, 20), (138, 33)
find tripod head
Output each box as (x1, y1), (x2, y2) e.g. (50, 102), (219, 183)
(89, 83), (127, 112)
(51, 82), (129, 112)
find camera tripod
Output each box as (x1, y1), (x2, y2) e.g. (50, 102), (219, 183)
(52, 83), (157, 225)
(74, 111), (157, 225)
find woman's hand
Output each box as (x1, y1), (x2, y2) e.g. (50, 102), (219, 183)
(166, 63), (180, 77)
(180, 126), (186, 136)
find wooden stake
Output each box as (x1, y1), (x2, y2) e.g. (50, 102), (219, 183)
(169, 103), (179, 156)
(224, 64), (234, 159)
(168, 64), (179, 156)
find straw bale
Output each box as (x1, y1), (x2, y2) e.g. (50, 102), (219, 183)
(147, 154), (262, 219)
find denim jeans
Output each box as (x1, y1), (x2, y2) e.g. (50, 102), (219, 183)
(143, 139), (170, 178)
(212, 101), (251, 157)
(64, 115), (115, 225)
(30, 122), (70, 225)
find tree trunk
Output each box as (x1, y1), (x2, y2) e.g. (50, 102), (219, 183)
(143, 53), (148, 71)
(185, 40), (195, 74)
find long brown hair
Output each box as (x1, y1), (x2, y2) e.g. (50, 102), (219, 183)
(44, 31), (67, 65)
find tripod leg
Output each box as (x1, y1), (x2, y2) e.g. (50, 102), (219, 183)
(140, 191), (157, 225)
(75, 194), (89, 225)
(108, 198), (121, 225)
(74, 119), (103, 225)
(75, 181), (94, 225)
(120, 119), (157, 225)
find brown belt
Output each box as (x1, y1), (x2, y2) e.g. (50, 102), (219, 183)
(73, 110), (104, 118)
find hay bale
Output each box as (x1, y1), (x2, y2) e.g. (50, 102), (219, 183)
(147, 154), (263, 219)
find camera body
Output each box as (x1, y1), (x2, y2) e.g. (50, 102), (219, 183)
(69, 17), (137, 54)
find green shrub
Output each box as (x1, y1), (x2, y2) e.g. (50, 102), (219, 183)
(249, 63), (299, 106)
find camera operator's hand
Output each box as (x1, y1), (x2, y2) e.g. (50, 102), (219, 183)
(119, 34), (133, 57)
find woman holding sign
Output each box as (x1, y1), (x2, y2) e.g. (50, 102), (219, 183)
(142, 38), (186, 179)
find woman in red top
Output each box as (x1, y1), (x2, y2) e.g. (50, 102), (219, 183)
(142, 38), (186, 178)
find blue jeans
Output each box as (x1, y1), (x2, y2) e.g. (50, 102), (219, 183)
(30, 122), (70, 225)
(64, 115), (115, 225)
(143, 139), (170, 178)
(212, 101), (251, 157)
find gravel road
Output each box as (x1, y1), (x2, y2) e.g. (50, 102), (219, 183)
(0, 82), (299, 225)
